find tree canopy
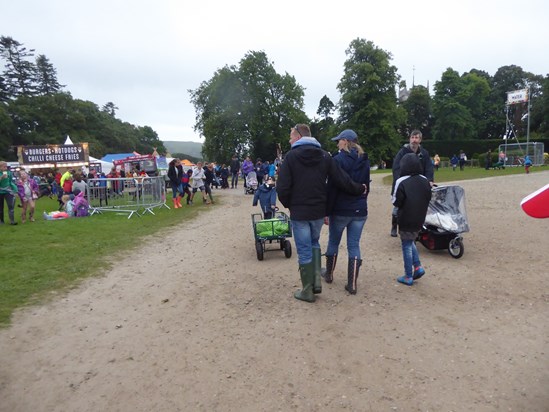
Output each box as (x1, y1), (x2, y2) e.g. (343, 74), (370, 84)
(2, 35), (548, 166)
(0, 35), (165, 160)
(335, 38), (405, 163)
(189, 51), (307, 164)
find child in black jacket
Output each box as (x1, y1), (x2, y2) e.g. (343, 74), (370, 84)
(392, 153), (432, 286)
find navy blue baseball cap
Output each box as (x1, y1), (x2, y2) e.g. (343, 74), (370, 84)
(332, 129), (358, 142)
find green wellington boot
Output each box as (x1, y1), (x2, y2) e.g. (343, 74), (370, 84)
(312, 248), (322, 294)
(294, 262), (316, 303)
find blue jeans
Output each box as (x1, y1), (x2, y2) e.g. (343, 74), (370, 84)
(291, 219), (323, 264)
(401, 239), (421, 277)
(326, 215), (367, 259)
(170, 182), (182, 198)
(0, 192), (16, 223)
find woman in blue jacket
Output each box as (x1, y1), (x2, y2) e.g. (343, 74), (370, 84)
(322, 130), (370, 295)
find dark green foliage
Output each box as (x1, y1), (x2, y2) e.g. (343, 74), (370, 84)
(0, 92), (165, 159)
(189, 51), (307, 164)
(336, 38), (405, 163)
(0, 36), (166, 160)
(317, 95), (335, 119)
(0, 36), (37, 98)
(35, 54), (64, 95)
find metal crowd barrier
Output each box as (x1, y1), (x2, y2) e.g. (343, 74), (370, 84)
(86, 176), (168, 219)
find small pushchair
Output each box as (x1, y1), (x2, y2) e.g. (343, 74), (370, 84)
(417, 185), (469, 259)
(245, 171), (258, 195)
(252, 211), (292, 261)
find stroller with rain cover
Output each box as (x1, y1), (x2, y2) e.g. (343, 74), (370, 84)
(417, 185), (469, 259)
(245, 171), (258, 195)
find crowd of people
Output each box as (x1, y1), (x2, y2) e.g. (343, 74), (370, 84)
(5, 129), (535, 298)
(271, 125), (436, 303)
(166, 155), (282, 210)
(0, 163), (109, 224)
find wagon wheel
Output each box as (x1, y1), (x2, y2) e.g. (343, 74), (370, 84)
(448, 237), (464, 259)
(283, 240), (292, 258)
(280, 239), (285, 250)
(256, 241), (264, 261)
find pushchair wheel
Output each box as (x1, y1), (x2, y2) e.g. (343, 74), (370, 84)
(256, 241), (264, 261)
(283, 240), (292, 258)
(448, 237), (464, 259)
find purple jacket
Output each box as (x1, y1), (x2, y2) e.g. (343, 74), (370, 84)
(17, 178), (39, 201)
(241, 160), (254, 174)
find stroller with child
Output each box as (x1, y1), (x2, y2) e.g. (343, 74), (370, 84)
(417, 185), (469, 259)
(245, 171), (258, 195)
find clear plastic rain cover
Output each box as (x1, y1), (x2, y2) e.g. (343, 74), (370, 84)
(424, 185), (470, 233)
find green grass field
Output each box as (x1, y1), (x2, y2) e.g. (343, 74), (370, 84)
(1, 165), (546, 327)
(0, 194), (207, 326)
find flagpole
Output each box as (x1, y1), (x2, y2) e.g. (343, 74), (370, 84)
(504, 104), (509, 167)
(526, 85), (531, 154)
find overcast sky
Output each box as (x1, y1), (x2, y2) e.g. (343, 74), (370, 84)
(2, 0), (548, 143)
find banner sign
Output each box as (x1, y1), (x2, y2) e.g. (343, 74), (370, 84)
(507, 89), (529, 105)
(18, 143), (89, 165)
(156, 156), (168, 170)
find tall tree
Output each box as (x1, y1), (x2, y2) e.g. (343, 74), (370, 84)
(190, 51), (307, 163)
(0, 36), (37, 98)
(102, 101), (118, 117)
(135, 125), (166, 154)
(531, 74), (549, 134)
(458, 72), (490, 138)
(488, 65), (529, 139)
(0, 103), (14, 159)
(336, 38), (404, 163)
(317, 95), (335, 119)
(35, 54), (64, 95)
(0, 74), (9, 103)
(432, 68), (477, 140)
(311, 95), (336, 147)
(190, 65), (249, 162)
(401, 85), (432, 138)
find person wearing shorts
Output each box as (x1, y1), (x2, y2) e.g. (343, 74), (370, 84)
(190, 162), (211, 205)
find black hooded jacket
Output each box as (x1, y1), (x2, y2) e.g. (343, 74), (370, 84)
(277, 142), (364, 221)
(391, 143), (433, 195)
(392, 153), (432, 232)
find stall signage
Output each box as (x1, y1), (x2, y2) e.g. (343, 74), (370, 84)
(18, 144), (89, 165)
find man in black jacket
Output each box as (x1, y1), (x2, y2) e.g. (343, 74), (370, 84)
(277, 124), (366, 303)
(229, 155), (240, 189)
(390, 130), (434, 237)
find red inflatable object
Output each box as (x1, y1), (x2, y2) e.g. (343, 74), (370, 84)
(521, 184), (549, 219)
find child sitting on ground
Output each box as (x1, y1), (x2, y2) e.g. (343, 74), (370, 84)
(253, 176), (277, 219)
(62, 194), (76, 217)
(392, 153), (432, 286)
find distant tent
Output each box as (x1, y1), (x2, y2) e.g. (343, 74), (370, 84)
(88, 156), (114, 173)
(181, 159), (195, 166)
(101, 153), (139, 163)
(64, 135), (74, 145)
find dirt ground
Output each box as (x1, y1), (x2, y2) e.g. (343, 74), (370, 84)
(1, 171), (548, 412)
